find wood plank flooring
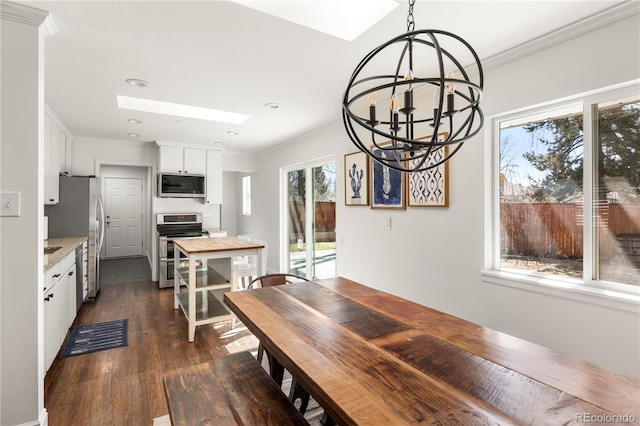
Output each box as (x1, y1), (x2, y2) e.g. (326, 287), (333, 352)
(45, 257), (260, 425)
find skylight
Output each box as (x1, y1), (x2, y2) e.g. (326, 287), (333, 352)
(229, 0), (398, 41)
(116, 95), (250, 124)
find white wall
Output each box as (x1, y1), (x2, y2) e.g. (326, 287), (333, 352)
(0, 3), (49, 424)
(71, 137), (157, 176)
(222, 171), (240, 236)
(244, 14), (640, 377)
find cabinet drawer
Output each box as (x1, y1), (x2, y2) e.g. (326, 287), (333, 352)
(45, 263), (60, 292)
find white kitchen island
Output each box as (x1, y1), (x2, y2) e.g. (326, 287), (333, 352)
(172, 237), (265, 342)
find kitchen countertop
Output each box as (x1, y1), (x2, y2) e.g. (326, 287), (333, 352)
(44, 237), (87, 271)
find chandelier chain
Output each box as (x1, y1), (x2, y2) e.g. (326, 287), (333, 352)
(406, 0), (415, 33)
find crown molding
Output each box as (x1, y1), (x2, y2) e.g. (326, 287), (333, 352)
(482, 0), (639, 71)
(1, 1), (58, 36)
(1, 1), (48, 27)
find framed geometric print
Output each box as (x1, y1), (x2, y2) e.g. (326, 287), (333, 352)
(407, 134), (449, 207)
(344, 151), (369, 206)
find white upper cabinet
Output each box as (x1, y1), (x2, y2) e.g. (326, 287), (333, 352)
(58, 127), (71, 174)
(159, 145), (183, 173)
(44, 113), (59, 204)
(159, 146), (206, 174)
(206, 150), (223, 204)
(44, 106), (72, 205)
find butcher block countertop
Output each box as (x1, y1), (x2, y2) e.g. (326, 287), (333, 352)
(44, 237), (87, 271)
(173, 236), (264, 254)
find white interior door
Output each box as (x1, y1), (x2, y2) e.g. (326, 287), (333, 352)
(105, 177), (143, 258)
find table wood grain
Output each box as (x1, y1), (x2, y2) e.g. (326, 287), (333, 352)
(224, 277), (640, 425)
(173, 236), (264, 254)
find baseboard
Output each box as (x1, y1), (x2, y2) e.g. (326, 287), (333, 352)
(16, 408), (47, 426)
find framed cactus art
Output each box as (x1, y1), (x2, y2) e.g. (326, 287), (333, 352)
(344, 151), (369, 206)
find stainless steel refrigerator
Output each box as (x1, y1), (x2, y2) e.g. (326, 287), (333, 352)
(45, 175), (105, 301)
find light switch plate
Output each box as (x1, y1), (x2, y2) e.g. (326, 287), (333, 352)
(0, 192), (20, 217)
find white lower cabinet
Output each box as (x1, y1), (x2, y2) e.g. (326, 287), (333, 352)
(64, 261), (76, 330)
(44, 282), (63, 372)
(82, 241), (88, 301)
(43, 251), (76, 372)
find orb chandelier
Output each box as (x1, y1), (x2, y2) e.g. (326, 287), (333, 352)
(342, 0), (484, 173)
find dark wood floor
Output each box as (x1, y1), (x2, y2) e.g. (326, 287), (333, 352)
(44, 256), (260, 425)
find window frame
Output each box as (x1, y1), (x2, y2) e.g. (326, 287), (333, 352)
(482, 81), (640, 311)
(242, 175), (252, 216)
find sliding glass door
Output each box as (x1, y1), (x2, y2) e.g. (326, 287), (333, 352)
(282, 157), (336, 279)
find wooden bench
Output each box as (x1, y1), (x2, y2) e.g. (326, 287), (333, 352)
(163, 351), (309, 426)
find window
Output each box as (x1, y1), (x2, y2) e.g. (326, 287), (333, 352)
(242, 175), (251, 216)
(487, 84), (639, 297)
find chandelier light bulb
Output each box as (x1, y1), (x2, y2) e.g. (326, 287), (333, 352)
(369, 90), (378, 106)
(404, 69), (414, 92)
(390, 94), (400, 114)
(445, 70), (456, 95)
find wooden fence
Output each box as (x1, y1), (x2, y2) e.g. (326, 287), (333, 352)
(288, 201), (336, 244)
(501, 203), (640, 259)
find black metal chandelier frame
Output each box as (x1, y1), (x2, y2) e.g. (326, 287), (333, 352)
(342, 2), (484, 173)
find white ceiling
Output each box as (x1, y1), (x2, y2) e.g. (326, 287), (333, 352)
(21, 0), (631, 152)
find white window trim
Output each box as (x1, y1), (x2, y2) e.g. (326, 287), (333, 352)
(242, 175), (252, 216)
(482, 80), (640, 313)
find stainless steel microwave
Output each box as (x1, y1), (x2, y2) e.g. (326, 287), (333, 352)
(158, 173), (205, 198)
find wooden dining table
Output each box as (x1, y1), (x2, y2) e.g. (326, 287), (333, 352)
(224, 276), (639, 425)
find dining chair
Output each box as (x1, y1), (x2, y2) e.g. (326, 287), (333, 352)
(248, 273), (312, 414)
(230, 237), (268, 292)
(249, 273), (310, 364)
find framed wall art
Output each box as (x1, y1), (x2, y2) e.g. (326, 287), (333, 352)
(370, 143), (406, 209)
(344, 151), (369, 206)
(407, 133), (449, 207)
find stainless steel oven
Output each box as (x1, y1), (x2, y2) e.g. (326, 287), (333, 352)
(157, 213), (208, 289)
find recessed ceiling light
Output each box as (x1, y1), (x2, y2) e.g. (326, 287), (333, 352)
(128, 133), (140, 137)
(125, 79), (148, 88)
(227, 131), (239, 136)
(213, 141), (225, 146)
(117, 95), (250, 125)
(264, 103), (281, 109)
(127, 118), (142, 124)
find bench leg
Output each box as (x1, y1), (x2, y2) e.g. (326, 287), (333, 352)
(288, 379), (310, 414)
(321, 413), (336, 425)
(257, 342), (265, 363)
(265, 351), (285, 386)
